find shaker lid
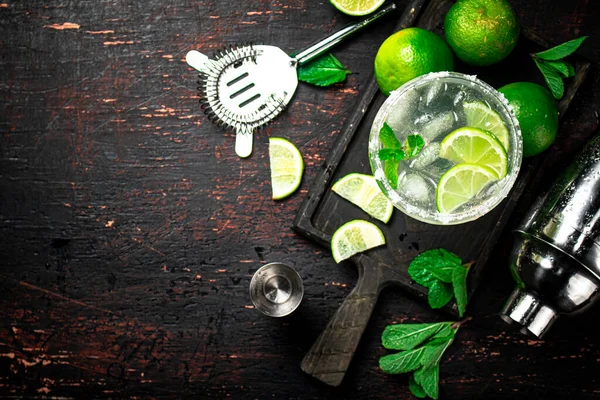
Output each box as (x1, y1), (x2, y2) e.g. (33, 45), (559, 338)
(500, 288), (558, 338)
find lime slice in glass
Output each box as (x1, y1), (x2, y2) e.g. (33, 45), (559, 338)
(440, 127), (508, 178)
(463, 101), (510, 151)
(332, 173), (393, 223)
(329, 0), (386, 16)
(269, 137), (304, 200)
(331, 220), (385, 263)
(436, 163), (499, 213)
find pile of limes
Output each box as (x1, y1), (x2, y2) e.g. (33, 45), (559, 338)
(373, 0), (520, 93)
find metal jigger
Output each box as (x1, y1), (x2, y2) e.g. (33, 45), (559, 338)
(249, 262), (304, 317)
(500, 132), (600, 338)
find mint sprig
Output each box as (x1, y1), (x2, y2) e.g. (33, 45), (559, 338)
(297, 53), (351, 87)
(531, 36), (587, 99)
(535, 36), (587, 60)
(408, 249), (472, 317)
(380, 320), (469, 399)
(382, 322), (451, 351)
(377, 122), (425, 189)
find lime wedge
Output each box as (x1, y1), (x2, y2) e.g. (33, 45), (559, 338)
(463, 101), (510, 151)
(332, 173), (393, 223)
(329, 0), (386, 16)
(440, 127), (508, 178)
(269, 137), (304, 200)
(436, 163), (499, 213)
(331, 220), (385, 263)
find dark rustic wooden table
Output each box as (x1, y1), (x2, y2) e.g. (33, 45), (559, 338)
(1, 0), (600, 398)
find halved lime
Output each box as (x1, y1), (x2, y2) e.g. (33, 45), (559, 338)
(332, 173), (393, 223)
(331, 220), (385, 263)
(464, 101), (510, 151)
(440, 127), (508, 178)
(329, 0), (386, 16)
(269, 137), (304, 200)
(436, 163), (499, 213)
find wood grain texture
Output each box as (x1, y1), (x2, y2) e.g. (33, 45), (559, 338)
(1, 0), (599, 398)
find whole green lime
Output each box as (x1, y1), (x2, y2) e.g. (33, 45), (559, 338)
(499, 82), (558, 157)
(374, 27), (454, 96)
(444, 0), (520, 66)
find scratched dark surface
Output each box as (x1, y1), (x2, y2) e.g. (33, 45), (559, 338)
(1, 0), (600, 399)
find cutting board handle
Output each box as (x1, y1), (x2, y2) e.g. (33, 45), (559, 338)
(301, 256), (384, 387)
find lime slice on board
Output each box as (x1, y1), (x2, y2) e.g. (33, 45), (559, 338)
(463, 101), (510, 151)
(331, 220), (386, 263)
(269, 137), (304, 200)
(436, 163), (499, 213)
(332, 173), (393, 223)
(439, 127), (508, 178)
(329, 0), (386, 16)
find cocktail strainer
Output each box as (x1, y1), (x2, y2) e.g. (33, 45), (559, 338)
(186, 3), (396, 158)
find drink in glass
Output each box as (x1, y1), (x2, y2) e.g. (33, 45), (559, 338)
(369, 72), (522, 225)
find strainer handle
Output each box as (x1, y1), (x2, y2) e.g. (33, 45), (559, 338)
(186, 50), (216, 75)
(294, 2), (397, 66)
(235, 125), (254, 158)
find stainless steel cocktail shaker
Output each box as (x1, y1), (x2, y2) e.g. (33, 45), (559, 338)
(500, 133), (600, 338)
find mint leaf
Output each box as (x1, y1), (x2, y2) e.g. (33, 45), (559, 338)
(382, 322), (451, 351)
(408, 249), (463, 285)
(420, 334), (455, 370)
(566, 61), (576, 77)
(452, 264), (470, 317)
(384, 160), (400, 189)
(404, 134), (425, 158)
(409, 375), (427, 398)
(534, 58), (564, 99)
(534, 36), (587, 61)
(379, 148), (406, 161)
(431, 323), (453, 340)
(414, 364), (440, 400)
(379, 347), (426, 375)
(380, 122), (401, 149)
(542, 59), (571, 78)
(427, 280), (454, 309)
(297, 53), (351, 86)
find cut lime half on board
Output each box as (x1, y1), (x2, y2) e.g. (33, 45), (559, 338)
(331, 219), (386, 263)
(332, 173), (393, 223)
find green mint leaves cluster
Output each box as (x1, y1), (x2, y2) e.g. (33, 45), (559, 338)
(378, 122), (425, 189)
(408, 249), (471, 317)
(380, 321), (465, 399)
(297, 53), (351, 86)
(531, 36), (587, 99)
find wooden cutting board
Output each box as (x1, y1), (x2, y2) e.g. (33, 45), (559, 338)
(292, 0), (592, 387)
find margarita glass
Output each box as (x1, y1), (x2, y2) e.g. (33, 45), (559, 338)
(369, 72), (522, 225)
